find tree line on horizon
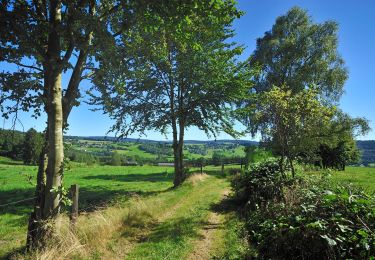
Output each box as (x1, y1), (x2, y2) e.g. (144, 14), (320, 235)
(0, 0), (370, 252)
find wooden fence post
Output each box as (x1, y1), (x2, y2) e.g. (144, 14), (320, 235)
(221, 163), (224, 175)
(70, 184), (79, 226)
(200, 163), (203, 174)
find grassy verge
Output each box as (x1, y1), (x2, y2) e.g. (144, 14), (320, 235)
(1, 160), (241, 259)
(0, 163), (174, 258)
(6, 174), (230, 259)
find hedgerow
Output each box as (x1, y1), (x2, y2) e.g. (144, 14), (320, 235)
(231, 160), (375, 259)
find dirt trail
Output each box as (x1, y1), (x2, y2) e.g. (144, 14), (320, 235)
(187, 189), (230, 260)
(119, 174), (223, 259)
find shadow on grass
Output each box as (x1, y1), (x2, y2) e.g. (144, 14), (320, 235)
(210, 189), (240, 215)
(0, 161), (24, 166)
(136, 216), (204, 244)
(77, 186), (173, 212)
(82, 171), (174, 183)
(0, 183), (173, 223)
(0, 187), (35, 219)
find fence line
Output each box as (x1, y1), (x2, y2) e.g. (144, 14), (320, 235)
(0, 197), (36, 208)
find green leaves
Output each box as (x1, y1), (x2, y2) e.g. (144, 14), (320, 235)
(250, 7), (347, 101)
(50, 186), (72, 207)
(242, 173), (375, 259)
(92, 0), (249, 140)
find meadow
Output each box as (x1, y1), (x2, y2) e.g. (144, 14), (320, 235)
(0, 158), (244, 258)
(1, 155), (375, 258)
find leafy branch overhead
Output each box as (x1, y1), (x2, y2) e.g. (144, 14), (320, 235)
(90, 0), (251, 139)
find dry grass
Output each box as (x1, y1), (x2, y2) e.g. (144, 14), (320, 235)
(10, 174), (229, 259)
(186, 173), (208, 185)
(11, 195), (159, 260)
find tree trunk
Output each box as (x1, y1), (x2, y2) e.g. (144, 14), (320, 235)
(172, 120), (185, 187)
(43, 67), (64, 219)
(26, 0), (64, 249)
(288, 157), (295, 178)
(279, 155), (285, 177)
(26, 134), (48, 249)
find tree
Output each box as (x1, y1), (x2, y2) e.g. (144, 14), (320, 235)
(244, 145), (256, 170)
(239, 7), (353, 177)
(110, 151), (122, 166)
(240, 86), (335, 177)
(318, 112), (370, 170)
(0, 129), (24, 159)
(243, 146), (271, 170)
(249, 7), (347, 101)
(23, 128), (43, 165)
(90, 0), (250, 186)
(0, 0), (141, 249)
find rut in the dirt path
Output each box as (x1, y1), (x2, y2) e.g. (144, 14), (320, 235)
(187, 189), (230, 260)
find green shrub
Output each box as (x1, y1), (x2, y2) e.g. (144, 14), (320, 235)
(231, 159), (293, 210)
(246, 178), (375, 259)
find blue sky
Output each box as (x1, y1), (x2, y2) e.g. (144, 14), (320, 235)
(3, 0), (375, 140)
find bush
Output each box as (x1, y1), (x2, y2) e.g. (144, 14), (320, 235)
(231, 159), (293, 210)
(245, 177), (375, 259)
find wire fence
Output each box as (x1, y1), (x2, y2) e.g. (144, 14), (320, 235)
(0, 196), (36, 208)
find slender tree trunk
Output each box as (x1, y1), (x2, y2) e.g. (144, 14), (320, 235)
(172, 120), (186, 187)
(288, 157), (295, 178)
(43, 67), (64, 219)
(26, 0), (64, 249)
(279, 155), (284, 176)
(173, 139), (186, 186)
(26, 132), (48, 249)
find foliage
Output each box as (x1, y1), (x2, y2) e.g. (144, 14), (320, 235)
(231, 159), (293, 209)
(357, 140), (375, 165)
(243, 146), (271, 169)
(139, 143), (173, 157)
(239, 85), (335, 175)
(65, 149), (99, 165)
(50, 186), (72, 207)
(90, 0), (250, 185)
(240, 174), (375, 259)
(0, 0), (147, 245)
(110, 151), (122, 166)
(249, 6), (347, 101)
(0, 129), (24, 160)
(316, 111), (370, 169)
(22, 128), (43, 165)
(238, 7), (364, 175)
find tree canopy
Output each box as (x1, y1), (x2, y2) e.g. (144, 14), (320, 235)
(240, 85), (335, 175)
(91, 0), (251, 186)
(0, 0), (145, 248)
(250, 6), (347, 101)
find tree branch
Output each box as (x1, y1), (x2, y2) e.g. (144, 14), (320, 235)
(13, 61), (43, 72)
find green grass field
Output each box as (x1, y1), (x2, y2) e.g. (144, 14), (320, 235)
(331, 166), (375, 193)
(0, 157), (244, 258)
(1, 156), (374, 258)
(0, 162), (176, 257)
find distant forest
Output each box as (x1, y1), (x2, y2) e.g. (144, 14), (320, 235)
(357, 141), (375, 165)
(1, 129), (375, 166)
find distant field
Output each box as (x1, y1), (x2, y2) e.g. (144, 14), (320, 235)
(331, 166), (375, 193)
(68, 138), (247, 162)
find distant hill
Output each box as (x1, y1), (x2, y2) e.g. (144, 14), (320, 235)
(65, 135), (259, 146)
(66, 136), (375, 164)
(357, 140), (375, 165)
